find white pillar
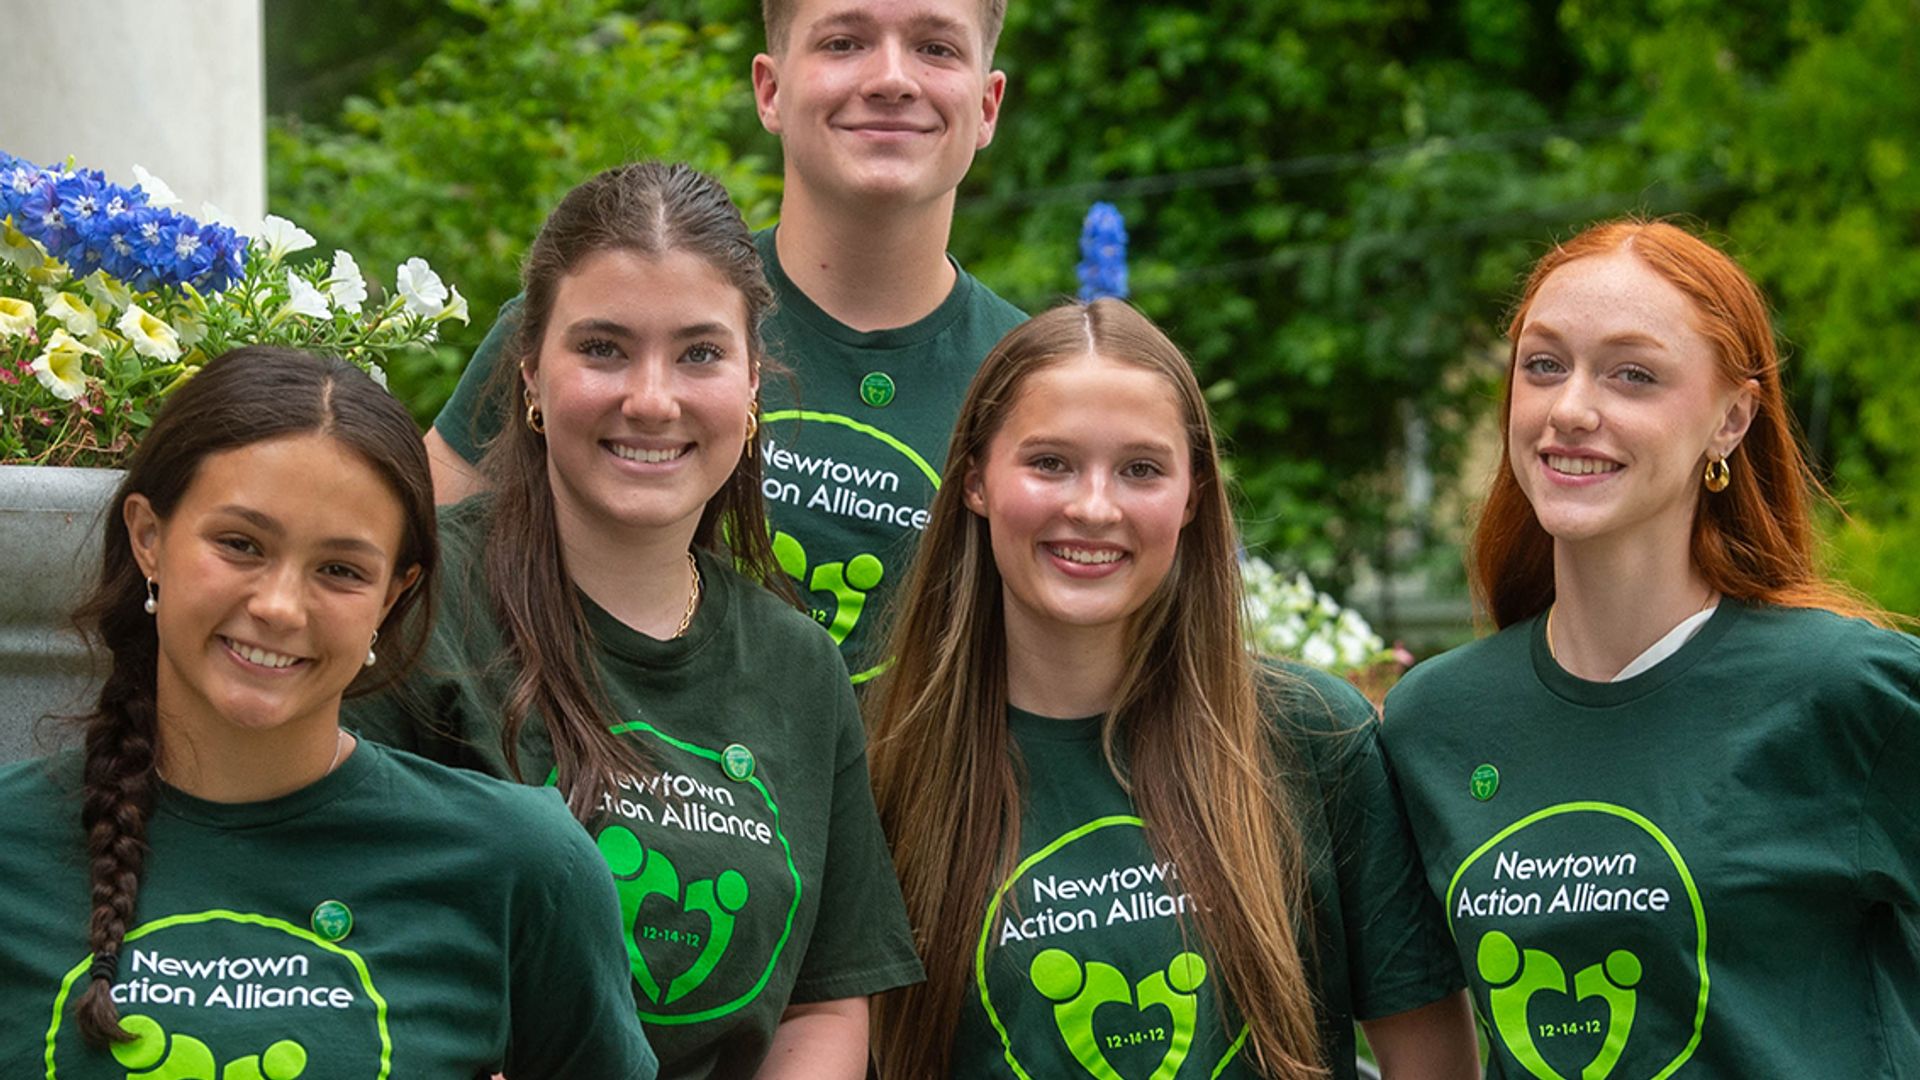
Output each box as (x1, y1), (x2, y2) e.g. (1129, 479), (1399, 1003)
(0, 0), (265, 225)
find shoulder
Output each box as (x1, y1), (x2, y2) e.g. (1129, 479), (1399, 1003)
(1732, 603), (1920, 706)
(0, 754), (80, 840)
(712, 557), (848, 670)
(1382, 619), (1533, 728)
(360, 745), (582, 870)
(956, 267), (1028, 335)
(1260, 660), (1376, 738)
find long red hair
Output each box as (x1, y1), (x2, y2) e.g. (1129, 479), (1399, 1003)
(1471, 218), (1883, 627)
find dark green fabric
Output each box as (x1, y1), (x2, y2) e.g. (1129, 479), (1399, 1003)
(347, 496), (923, 1080)
(954, 665), (1463, 1080)
(1381, 600), (1920, 1079)
(0, 743), (656, 1079)
(431, 227), (1027, 681)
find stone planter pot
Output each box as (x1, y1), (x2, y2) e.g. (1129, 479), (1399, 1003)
(0, 466), (122, 763)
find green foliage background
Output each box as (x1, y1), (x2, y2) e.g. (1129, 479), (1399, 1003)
(267, 0), (1920, 617)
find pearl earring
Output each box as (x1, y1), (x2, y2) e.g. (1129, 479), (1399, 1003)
(364, 629), (379, 669)
(143, 578), (157, 615)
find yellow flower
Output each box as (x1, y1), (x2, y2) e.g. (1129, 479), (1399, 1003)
(118, 303), (181, 363)
(0, 296), (35, 339)
(30, 329), (99, 401)
(1, 220), (44, 270)
(41, 290), (98, 338)
(83, 270), (132, 313)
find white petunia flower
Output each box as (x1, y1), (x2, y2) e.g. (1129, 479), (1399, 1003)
(131, 165), (179, 207)
(395, 256), (448, 317)
(284, 271), (331, 319)
(40, 290), (98, 338)
(324, 250), (367, 314)
(433, 284), (470, 325)
(256, 215), (317, 263)
(31, 329), (99, 400)
(118, 303), (182, 363)
(0, 297), (35, 339)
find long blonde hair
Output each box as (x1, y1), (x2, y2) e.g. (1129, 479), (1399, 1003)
(868, 300), (1327, 1078)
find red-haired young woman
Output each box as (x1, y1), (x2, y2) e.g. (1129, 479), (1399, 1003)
(1381, 219), (1920, 1078)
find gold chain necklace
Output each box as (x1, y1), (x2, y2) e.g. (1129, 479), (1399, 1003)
(672, 551), (702, 638)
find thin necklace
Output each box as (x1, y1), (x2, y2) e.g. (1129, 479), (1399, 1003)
(672, 551), (702, 638)
(1546, 590), (1717, 661)
(156, 728), (349, 788)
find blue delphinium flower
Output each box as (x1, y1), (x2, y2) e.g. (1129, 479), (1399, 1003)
(1076, 201), (1129, 302)
(17, 174), (74, 255)
(0, 153), (39, 219)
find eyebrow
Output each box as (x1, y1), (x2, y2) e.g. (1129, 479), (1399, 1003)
(214, 506), (390, 558)
(565, 318), (735, 342)
(812, 9), (971, 41)
(1519, 323), (1669, 353)
(1016, 436), (1180, 456)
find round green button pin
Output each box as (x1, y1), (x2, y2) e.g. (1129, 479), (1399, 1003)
(1469, 763), (1500, 802)
(310, 900), (353, 942)
(859, 371), (896, 408)
(721, 743), (755, 783)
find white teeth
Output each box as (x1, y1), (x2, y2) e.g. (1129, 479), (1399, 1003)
(609, 443), (687, 464)
(1546, 454), (1622, 476)
(1049, 545), (1124, 565)
(227, 638), (300, 669)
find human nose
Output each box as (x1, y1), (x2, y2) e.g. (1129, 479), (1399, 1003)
(1065, 473), (1123, 527)
(247, 561), (307, 629)
(862, 38), (918, 101)
(1546, 370), (1601, 434)
(621, 360), (680, 424)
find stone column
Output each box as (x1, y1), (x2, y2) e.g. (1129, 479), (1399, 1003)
(0, 0), (265, 224)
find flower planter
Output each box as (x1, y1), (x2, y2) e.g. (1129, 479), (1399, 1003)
(0, 465), (120, 762)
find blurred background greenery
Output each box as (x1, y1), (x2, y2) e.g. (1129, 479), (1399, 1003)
(266, 0), (1920, 641)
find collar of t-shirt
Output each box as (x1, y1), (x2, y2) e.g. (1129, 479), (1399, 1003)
(1610, 602), (1721, 682)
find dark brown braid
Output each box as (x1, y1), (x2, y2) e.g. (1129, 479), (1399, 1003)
(65, 346), (439, 1044)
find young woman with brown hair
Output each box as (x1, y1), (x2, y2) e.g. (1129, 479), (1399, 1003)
(349, 162), (920, 1080)
(0, 347), (654, 1077)
(867, 299), (1477, 1079)
(1382, 219), (1920, 1078)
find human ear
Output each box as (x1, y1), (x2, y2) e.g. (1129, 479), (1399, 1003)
(751, 53), (784, 135)
(382, 564), (423, 619)
(1713, 377), (1760, 457)
(123, 494), (163, 580)
(963, 462), (988, 517)
(976, 69), (1008, 149)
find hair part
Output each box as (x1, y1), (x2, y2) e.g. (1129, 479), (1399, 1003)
(1472, 216), (1886, 628)
(869, 300), (1327, 1078)
(761, 0), (1008, 62)
(479, 161), (790, 818)
(70, 346), (435, 1045)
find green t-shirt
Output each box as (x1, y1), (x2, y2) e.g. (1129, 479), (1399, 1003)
(956, 665), (1464, 1080)
(1380, 600), (1920, 1079)
(432, 227), (1028, 682)
(0, 743), (655, 1079)
(346, 496), (924, 1080)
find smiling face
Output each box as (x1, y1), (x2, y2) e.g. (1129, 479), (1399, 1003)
(527, 248), (758, 548)
(964, 354), (1195, 652)
(1508, 251), (1757, 553)
(753, 0), (1005, 211)
(128, 433), (415, 741)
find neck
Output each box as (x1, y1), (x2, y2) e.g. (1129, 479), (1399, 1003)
(1004, 606), (1127, 719)
(775, 183), (958, 332)
(158, 717), (353, 804)
(554, 502), (699, 639)
(1549, 522), (1714, 681)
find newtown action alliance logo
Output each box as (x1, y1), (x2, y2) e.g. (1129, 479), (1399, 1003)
(976, 816), (1243, 1080)
(590, 720), (803, 1026)
(1448, 802), (1709, 1080)
(44, 910), (389, 1079)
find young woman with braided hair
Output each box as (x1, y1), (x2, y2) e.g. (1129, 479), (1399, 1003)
(0, 347), (655, 1078)
(1381, 219), (1920, 1077)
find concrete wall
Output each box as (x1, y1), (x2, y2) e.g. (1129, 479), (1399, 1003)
(0, 0), (265, 225)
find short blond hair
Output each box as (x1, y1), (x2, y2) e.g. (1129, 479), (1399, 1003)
(761, 0), (1007, 62)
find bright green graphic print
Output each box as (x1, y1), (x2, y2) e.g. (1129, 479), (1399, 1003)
(977, 816), (1245, 1080)
(1448, 803), (1707, 1080)
(110, 1015), (307, 1080)
(43, 910), (389, 1079)
(759, 409), (943, 682)
(586, 720), (804, 1026)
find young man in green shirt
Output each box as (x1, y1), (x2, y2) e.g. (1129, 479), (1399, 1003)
(426, 0), (1025, 682)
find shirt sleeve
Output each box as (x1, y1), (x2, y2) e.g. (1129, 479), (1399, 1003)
(431, 296), (523, 464)
(788, 676), (926, 1003)
(1311, 675), (1467, 1020)
(506, 793), (660, 1079)
(1859, 635), (1920, 907)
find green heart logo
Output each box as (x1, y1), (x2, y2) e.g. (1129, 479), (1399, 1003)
(112, 1014), (309, 1080)
(1029, 948), (1207, 1080)
(597, 825), (750, 1004)
(1479, 930), (1643, 1080)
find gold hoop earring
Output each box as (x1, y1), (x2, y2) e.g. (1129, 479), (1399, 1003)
(1703, 455), (1731, 493)
(523, 387), (545, 435)
(744, 406), (759, 453)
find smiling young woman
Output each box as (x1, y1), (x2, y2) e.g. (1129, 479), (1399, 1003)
(0, 347), (655, 1078)
(867, 300), (1478, 1080)
(349, 163), (921, 1080)
(1381, 219), (1920, 1078)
